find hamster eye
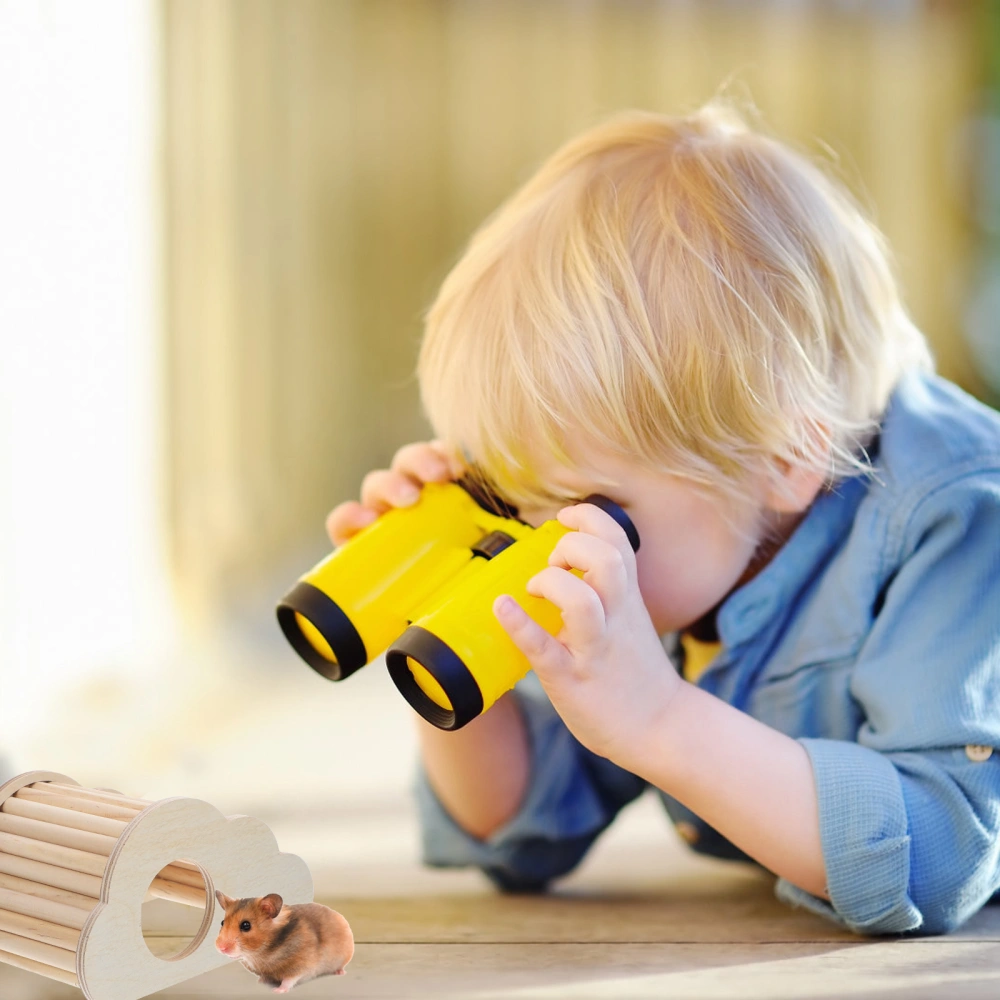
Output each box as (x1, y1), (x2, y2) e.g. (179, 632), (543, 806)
(220, 919), (224, 926)
(239, 920), (251, 932)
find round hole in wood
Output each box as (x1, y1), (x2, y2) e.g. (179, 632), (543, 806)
(140, 859), (215, 962)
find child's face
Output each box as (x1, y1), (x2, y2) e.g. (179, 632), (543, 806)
(517, 446), (773, 635)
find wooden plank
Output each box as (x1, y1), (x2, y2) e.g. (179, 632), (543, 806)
(2, 796), (130, 838)
(15, 788), (142, 823)
(10, 940), (1000, 999)
(0, 928), (78, 973)
(0, 812), (119, 856)
(0, 852), (103, 899)
(0, 908), (80, 952)
(40, 784), (149, 810)
(0, 888), (93, 931)
(0, 831), (107, 878)
(147, 877), (206, 909)
(329, 887), (861, 945)
(0, 946), (80, 988)
(147, 862), (205, 891)
(0, 872), (98, 912)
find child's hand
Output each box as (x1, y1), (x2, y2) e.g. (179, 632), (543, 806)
(325, 440), (465, 546)
(493, 502), (682, 765)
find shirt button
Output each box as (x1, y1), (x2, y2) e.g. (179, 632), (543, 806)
(966, 745), (993, 762)
(675, 821), (700, 845)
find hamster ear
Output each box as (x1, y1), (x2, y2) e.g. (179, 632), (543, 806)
(260, 893), (283, 919)
(215, 890), (234, 910)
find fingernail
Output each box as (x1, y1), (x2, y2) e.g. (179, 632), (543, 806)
(496, 596), (517, 617)
(398, 486), (420, 505)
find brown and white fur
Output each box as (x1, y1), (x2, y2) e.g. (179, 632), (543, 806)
(215, 890), (353, 993)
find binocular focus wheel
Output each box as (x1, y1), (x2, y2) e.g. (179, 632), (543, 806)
(386, 627), (483, 731)
(277, 582), (368, 681)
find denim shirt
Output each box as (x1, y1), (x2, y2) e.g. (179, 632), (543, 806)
(414, 371), (1000, 936)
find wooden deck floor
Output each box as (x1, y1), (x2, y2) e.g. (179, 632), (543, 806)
(3, 798), (998, 1000)
(3, 653), (999, 998)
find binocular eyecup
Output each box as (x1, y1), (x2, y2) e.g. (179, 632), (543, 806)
(276, 581), (368, 682)
(385, 627), (484, 730)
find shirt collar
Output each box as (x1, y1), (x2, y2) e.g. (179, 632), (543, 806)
(715, 471), (872, 650)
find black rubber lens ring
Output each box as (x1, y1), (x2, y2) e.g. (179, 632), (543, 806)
(386, 626), (483, 731)
(276, 581), (368, 681)
(580, 494), (640, 552)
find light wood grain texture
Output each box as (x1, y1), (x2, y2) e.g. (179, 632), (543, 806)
(336, 888), (860, 946)
(154, 864), (205, 890)
(0, 852), (104, 899)
(145, 877), (205, 909)
(0, 873), (99, 913)
(14, 790), (142, 824)
(8, 938), (1000, 999)
(0, 772), (313, 1000)
(41, 786), (150, 811)
(0, 947), (80, 989)
(0, 909), (81, 952)
(0, 775), (83, 810)
(1, 793), (999, 997)
(0, 832), (108, 878)
(2, 798), (129, 839)
(0, 888), (93, 931)
(0, 930), (78, 974)
(0, 813), (120, 856)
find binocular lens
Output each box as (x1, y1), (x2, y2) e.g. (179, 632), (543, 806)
(386, 627), (484, 730)
(295, 612), (338, 663)
(406, 657), (454, 711)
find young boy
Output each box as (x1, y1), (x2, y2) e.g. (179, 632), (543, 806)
(326, 102), (1000, 935)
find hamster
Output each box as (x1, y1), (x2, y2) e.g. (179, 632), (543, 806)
(214, 890), (354, 993)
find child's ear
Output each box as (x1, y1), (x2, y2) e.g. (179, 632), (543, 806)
(762, 423), (831, 514)
(763, 460), (827, 514)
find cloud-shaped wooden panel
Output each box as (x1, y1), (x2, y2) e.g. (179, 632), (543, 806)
(0, 771), (312, 1000)
(75, 796), (312, 999)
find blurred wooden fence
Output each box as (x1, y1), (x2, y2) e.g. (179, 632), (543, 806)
(162, 0), (985, 621)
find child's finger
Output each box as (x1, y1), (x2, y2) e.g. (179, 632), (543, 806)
(360, 468), (422, 510)
(525, 566), (607, 647)
(557, 504), (637, 580)
(428, 439), (468, 480)
(493, 594), (572, 675)
(546, 531), (630, 613)
(330, 441), (464, 549)
(326, 502), (377, 546)
(390, 442), (453, 484)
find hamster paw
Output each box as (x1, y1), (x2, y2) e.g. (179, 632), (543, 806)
(334, 968), (346, 975)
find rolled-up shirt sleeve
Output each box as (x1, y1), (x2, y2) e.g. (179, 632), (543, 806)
(415, 673), (646, 892)
(777, 476), (1000, 934)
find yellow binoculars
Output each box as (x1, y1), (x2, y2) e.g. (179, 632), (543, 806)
(277, 480), (639, 730)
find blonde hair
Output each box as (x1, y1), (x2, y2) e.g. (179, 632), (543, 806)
(418, 100), (932, 512)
